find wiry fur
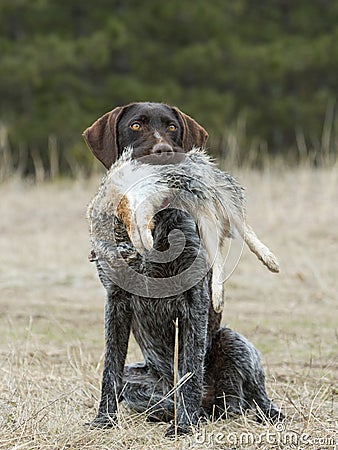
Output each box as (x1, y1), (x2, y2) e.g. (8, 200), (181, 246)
(89, 146), (279, 313)
(85, 102), (284, 436)
(87, 155), (283, 434)
(123, 327), (283, 424)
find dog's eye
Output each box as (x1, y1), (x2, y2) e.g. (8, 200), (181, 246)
(130, 122), (141, 131)
(167, 124), (177, 132)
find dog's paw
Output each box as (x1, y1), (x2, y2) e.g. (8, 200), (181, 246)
(164, 410), (205, 437)
(165, 423), (194, 437)
(256, 405), (285, 424)
(89, 413), (117, 429)
(210, 402), (243, 421)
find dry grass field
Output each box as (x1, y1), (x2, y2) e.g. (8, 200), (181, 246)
(0, 167), (337, 449)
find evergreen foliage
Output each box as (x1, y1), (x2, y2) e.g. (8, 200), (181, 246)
(0, 0), (337, 175)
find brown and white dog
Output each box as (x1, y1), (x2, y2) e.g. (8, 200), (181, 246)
(84, 102), (284, 435)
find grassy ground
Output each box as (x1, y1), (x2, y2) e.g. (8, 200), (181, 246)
(0, 167), (337, 449)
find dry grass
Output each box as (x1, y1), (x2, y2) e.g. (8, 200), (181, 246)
(0, 167), (337, 449)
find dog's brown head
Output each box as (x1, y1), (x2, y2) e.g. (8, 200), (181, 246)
(83, 102), (208, 168)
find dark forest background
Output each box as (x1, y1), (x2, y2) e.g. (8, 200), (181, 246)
(1, 0), (338, 177)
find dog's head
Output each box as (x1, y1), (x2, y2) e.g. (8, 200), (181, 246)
(83, 102), (208, 168)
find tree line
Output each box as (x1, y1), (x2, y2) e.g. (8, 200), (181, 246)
(1, 0), (337, 177)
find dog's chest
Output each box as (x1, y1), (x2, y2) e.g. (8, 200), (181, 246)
(131, 295), (186, 342)
(130, 295), (188, 371)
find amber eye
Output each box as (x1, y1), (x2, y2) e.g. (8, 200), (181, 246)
(167, 124), (177, 132)
(130, 122), (141, 131)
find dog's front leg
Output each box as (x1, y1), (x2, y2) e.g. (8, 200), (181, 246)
(92, 287), (132, 428)
(166, 282), (209, 436)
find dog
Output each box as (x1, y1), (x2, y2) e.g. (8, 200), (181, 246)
(84, 102), (284, 435)
(88, 146), (279, 313)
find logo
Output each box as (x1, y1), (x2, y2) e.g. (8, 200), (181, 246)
(90, 167), (245, 298)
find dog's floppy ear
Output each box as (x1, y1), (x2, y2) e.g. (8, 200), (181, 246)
(82, 106), (125, 169)
(172, 107), (208, 151)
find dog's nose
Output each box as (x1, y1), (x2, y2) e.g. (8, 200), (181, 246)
(152, 143), (174, 154)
